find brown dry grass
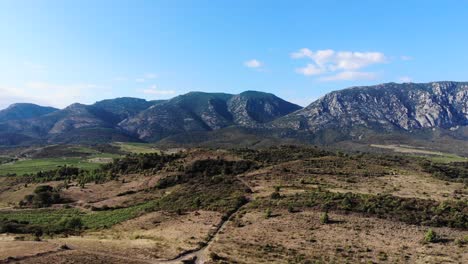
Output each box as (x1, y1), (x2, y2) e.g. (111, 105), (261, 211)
(0, 235), (61, 261)
(239, 159), (467, 202)
(208, 209), (468, 264)
(52, 210), (222, 261)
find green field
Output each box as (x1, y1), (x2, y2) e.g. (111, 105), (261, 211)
(370, 144), (467, 163)
(113, 142), (160, 154)
(0, 155), (118, 176)
(0, 200), (158, 230)
(423, 153), (468, 163)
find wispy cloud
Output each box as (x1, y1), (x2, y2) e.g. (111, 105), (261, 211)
(400, 55), (413, 61)
(244, 59), (263, 69)
(399, 76), (413, 83)
(319, 71), (378, 81)
(295, 64), (326, 76)
(144, 73), (157, 79)
(135, 73), (158, 83)
(0, 82), (100, 109)
(142, 85), (176, 96)
(291, 48), (387, 81)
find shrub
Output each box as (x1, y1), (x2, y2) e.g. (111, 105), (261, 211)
(51, 217), (84, 233)
(265, 208), (272, 219)
(320, 212), (329, 224)
(20, 185), (62, 208)
(455, 235), (468, 247)
(270, 191), (281, 200)
(424, 229), (437, 243)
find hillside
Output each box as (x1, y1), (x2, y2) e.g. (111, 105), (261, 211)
(0, 103), (57, 122)
(0, 146), (467, 263)
(271, 81), (468, 133)
(119, 91), (301, 141)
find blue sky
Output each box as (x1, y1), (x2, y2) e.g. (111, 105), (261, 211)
(0, 0), (467, 109)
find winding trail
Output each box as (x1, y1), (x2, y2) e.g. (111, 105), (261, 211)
(156, 174), (253, 264)
(13, 175), (254, 264)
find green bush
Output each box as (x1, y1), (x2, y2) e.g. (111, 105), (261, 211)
(270, 191), (281, 200)
(57, 217), (83, 231)
(424, 229), (437, 243)
(320, 212), (329, 224)
(20, 185), (62, 208)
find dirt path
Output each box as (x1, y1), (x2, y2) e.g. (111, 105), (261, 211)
(12, 174), (254, 264)
(156, 175), (254, 264)
(0, 246), (68, 264)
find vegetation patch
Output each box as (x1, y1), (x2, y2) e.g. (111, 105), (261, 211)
(421, 161), (468, 183)
(19, 185), (63, 208)
(252, 190), (468, 229)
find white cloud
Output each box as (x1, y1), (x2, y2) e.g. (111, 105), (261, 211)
(296, 64), (326, 76)
(0, 82), (99, 109)
(135, 73), (158, 83)
(401, 55), (413, 61)
(319, 71), (378, 81)
(144, 73), (157, 79)
(244, 59), (263, 68)
(291, 48), (387, 81)
(399, 76), (413, 83)
(142, 85), (176, 96)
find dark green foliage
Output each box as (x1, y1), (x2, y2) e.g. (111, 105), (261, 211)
(153, 174), (249, 214)
(149, 159), (253, 214)
(320, 211), (329, 224)
(270, 192), (281, 199)
(0, 218), (43, 234)
(255, 190), (468, 229)
(19, 185), (62, 208)
(421, 161), (468, 182)
(235, 145), (331, 164)
(152, 158), (256, 193)
(101, 152), (182, 174)
(24, 165), (83, 182)
(22, 165), (116, 185)
(0, 216), (82, 235)
(21, 152), (184, 185)
(185, 159), (257, 176)
(424, 228), (438, 243)
(56, 216), (83, 231)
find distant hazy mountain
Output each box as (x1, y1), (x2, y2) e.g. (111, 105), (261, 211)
(0, 83), (466, 147)
(0, 103), (57, 122)
(119, 91), (302, 141)
(0, 91), (301, 145)
(0, 98), (158, 144)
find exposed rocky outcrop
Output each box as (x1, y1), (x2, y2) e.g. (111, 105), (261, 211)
(0, 82), (466, 146)
(271, 82), (468, 132)
(118, 91), (301, 141)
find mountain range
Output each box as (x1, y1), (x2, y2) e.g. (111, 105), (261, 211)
(0, 81), (467, 150)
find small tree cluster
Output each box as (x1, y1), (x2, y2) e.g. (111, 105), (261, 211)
(19, 185), (62, 208)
